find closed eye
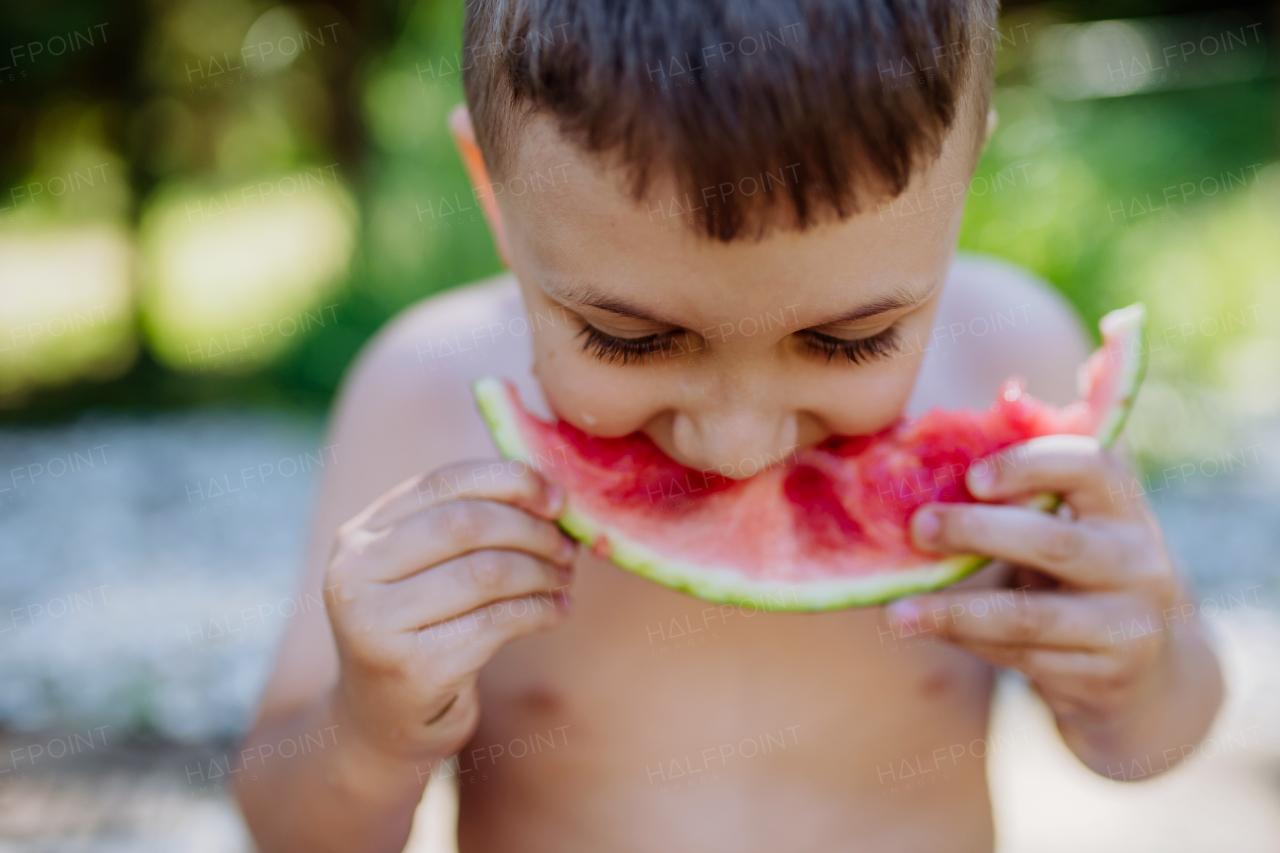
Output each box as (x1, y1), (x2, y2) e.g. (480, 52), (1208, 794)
(799, 325), (902, 364)
(576, 320), (903, 366)
(575, 323), (681, 364)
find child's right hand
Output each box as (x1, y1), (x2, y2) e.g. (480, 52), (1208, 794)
(321, 461), (575, 766)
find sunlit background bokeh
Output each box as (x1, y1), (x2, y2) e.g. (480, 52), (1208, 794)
(3, 1), (1277, 467)
(1, 0), (497, 414)
(1, 1), (1278, 850)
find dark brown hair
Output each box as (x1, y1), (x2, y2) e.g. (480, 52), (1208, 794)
(463, 0), (999, 241)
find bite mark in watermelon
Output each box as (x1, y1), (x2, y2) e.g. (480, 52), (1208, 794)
(473, 304), (1147, 611)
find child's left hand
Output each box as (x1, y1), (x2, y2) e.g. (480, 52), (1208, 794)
(886, 433), (1183, 732)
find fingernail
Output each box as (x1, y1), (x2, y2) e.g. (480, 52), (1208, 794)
(967, 462), (994, 497)
(887, 599), (919, 625)
(913, 508), (940, 544)
(554, 589), (573, 613)
(546, 482), (565, 513)
(559, 536), (577, 563)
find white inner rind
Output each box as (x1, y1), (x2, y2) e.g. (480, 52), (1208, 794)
(471, 304), (1146, 611)
(1095, 303), (1148, 449)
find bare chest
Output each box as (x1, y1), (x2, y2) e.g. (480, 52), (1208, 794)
(454, 550), (996, 850)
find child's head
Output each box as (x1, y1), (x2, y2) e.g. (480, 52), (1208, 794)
(454, 0), (1000, 478)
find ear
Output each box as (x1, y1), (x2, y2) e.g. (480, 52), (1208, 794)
(984, 107), (999, 143)
(449, 104), (511, 266)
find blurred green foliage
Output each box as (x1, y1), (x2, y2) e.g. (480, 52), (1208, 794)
(961, 5), (1280, 466)
(1, 0), (1276, 471)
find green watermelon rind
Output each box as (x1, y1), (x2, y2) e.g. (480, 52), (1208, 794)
(560, 505), (991, 610)
(472, 302), (1146, 611)
(1093, 302), (1148, 449)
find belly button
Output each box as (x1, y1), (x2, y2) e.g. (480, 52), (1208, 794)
(520, 686), (564, 716)
(920, 672), (952, 697)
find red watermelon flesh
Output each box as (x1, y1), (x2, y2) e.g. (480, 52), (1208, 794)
(473, 304), (1146, 609)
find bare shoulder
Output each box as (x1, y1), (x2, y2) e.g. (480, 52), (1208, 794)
(254, 272), (534, 721)
(911, 252), (1092, 412)
(352, 272), (527, 393)
(326, 270), (538, 496)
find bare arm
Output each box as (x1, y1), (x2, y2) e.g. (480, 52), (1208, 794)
(234, 308), (464, 853)
(236, 280), (570, 853)
(1052, 576), (1223, 780)
(236, 691), (431, 853)
(895, 255), (1223, 779)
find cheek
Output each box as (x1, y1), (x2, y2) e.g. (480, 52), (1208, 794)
(530, 321), (665, 437)
(810, 336), (929, 436)
(817, 366), (920, 436)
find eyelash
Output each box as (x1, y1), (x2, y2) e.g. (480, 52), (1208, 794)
(575, 324), (677, 364)
(799, 325), (902, 364)
(576, 322), (903, 366)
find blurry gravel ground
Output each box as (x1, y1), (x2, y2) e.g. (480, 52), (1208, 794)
(0, 411), (1277, 852)
(0, 411), (326, 740)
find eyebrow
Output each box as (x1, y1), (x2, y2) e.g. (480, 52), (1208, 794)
(545, 279), (682, 326)
(814, 285), (933, 326)
(544, 279), (932, 329)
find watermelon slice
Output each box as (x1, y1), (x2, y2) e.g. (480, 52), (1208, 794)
(473, 304), (1146, 611)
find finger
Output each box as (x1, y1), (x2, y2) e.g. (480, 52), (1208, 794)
(910, 502), (1137, 588)
(380, 549), (571, 631)
(964, 434), (1135, 519)
(413, 590), (569, 678)
(887, 590), (1135, 648)
(362, 499), (575, 582)
(951, 642), (1128, 687)
(359, 460), (565, 531)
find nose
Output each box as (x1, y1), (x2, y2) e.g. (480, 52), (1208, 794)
(669, 407), (800, 479)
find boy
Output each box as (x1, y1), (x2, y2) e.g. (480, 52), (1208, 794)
(237, 0), (1222, 850)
